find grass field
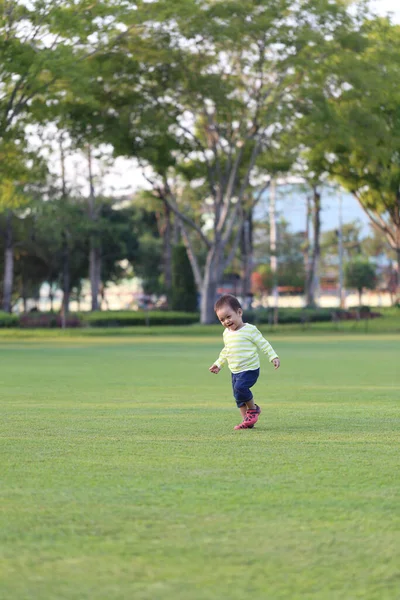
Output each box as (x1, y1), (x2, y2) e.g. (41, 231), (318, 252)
(1, 332), (399, 599)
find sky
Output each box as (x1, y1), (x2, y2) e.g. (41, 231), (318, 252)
(370, 0), (400, 20)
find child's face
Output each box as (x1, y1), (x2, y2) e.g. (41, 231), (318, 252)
(216, 304), (244, 331)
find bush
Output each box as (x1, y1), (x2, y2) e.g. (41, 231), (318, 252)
(82, 310), (200, 327)
(0, 311), (18, 328)
(19, 313), (82, 328)
(243, 307), (334, 324)
(335, 306), (381, 320)
(243, 306), (383, 325)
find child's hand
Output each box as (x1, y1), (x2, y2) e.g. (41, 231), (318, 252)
(209, 364), (221, 374)
(272, 358), (280, 370)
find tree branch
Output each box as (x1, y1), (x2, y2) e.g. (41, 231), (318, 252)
(216, 145), (244, 233)
(223, 217), (243, 271)
(178, 222), (203, 290)
(353, 192), (397, 249)
(175, 120), (217, 199)
(138, 164), (212, 249)
(162, 179), (212, 250)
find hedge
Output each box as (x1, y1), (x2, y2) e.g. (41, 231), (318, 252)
(0, 311), (19, 328)
(2, 306), (386, 330)
(82, 310), (200, 327)
(242, 307), (380, 325)
(19, 312), (82, 328)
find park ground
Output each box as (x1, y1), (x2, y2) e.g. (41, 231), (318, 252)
(0, 326), (399, 599)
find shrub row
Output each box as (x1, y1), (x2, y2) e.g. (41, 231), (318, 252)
(0, 311), (19, 327)
(0, 306), (390, 329)
(18, 313), (81, 328)
(243, 307), (381, 325)
(243, 308), (332, 324)
(81, 310), (200, 327)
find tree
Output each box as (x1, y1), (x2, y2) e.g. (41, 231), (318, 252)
(0, 0), (126, 148)
(285, 5), (376, 306)
(345, 259), (376, 306)
(252, 218), (305, 297)
(299, 16), (400, 298)
(0, 141), (46, 311)
(322, 222), (363, 262)
(362, 225), (395, 262)
(0, 0), (128, 313)
(28, 193), (89, 315)
(85, 0), (361, 322)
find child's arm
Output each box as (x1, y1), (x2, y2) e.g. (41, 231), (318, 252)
(209, 346), (227, 374)
(252, 328), (280, 368)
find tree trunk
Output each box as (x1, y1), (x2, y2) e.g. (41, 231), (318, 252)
(303, 194), (311, 300)
(59, 135), (70, 327)
(2, 211), (14, 313)
(173, 215), (180, 245)
(269, 180), (279, 324)
(200, 246), (223, 324)
(200, 275), (218, 324)
(21, 267), (28, 313)
(61, 230), (70, 328)
(241, 210), (253, 303)
(306, 186), (321, 307)
(353, 193), (400, 302)
(161, 201), (172, 303)
(155, 200), (173, 304)
(87, 145), (101, 312)
(89, 243), (101, 311)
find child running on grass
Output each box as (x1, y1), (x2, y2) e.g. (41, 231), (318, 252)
(209, 294), (280, 430)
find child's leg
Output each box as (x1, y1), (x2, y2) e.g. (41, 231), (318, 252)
(245, 399), (256, 411)
(245, 400), (261, 428)
(239, 399), (255, 418)
(233, 370), (260, 429)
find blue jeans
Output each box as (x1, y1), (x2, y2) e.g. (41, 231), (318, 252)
(231, 368), (260, 407)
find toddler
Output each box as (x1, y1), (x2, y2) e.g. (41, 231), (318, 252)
(209, 294), (280, 430)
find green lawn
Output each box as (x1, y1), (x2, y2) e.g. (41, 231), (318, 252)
(1, 333), (399, 599)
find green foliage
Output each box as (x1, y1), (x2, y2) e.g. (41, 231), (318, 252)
(253, 220), (305, 292)
(135, 232), (163, 295)
(57, 0), (367, 325)
(87, 201), (140, 286)
(361, 227), (395, 261)
(345, 258), (376, 299)
(0, 310), (18, 327)
(29, 196), (90, 296)
(321, 221), (363, 261)
(171, 245), (198, 312)
(3, 0), (400, 317)
(82, 310), (199, 327)
(244, 307), (339, 325)
(0, 0), (121, 140)
(18, 312), (81, 328)
(296, 16), (400, 265)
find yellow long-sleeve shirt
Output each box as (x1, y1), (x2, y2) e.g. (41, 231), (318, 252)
(214, 323), (278, 374)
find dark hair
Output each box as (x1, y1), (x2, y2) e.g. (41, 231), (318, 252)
(214, 294), (242, 313)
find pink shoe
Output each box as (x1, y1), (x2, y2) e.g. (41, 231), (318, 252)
(248, 404), (261, 429)
(234, 408), (259, 430)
